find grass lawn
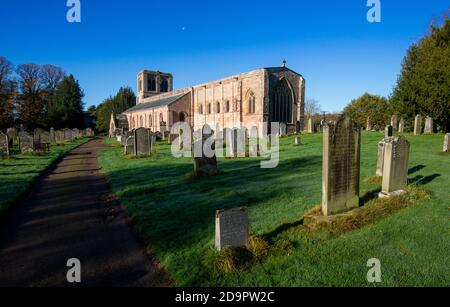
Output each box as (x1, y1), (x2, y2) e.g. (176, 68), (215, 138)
(0, 138), (89, 219)
(98, 132), (450, 287)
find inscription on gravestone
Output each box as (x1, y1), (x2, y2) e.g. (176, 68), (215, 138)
(424, 117), (433, 135)
(134, 128), (152, 156)
(322, 115), (361, 216)
(379, 137), (410, 198)
(215, 207), (249, 252)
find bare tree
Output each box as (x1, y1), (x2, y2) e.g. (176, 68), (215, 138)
(305, 98), (322, 117)
(0, 56), (14, 89)
(40, 64), (65, 92)
(16, 63), (42, 94)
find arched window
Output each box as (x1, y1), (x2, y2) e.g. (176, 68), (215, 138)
(216, 101), (221, 114)
(248, 93), (256, 114)
(179, 112), (186, 122)
(270, 78), (294, 124)
(140, 116), (143, 127)
(226, 100), (230, 113)
(208, 103), (212, 114)
(160, 78), (169, 92)
(147, 77), (156, 92)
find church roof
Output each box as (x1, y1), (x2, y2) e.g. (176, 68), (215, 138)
(125, 92), (188, 113)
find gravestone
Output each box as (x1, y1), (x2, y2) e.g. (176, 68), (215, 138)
(322, 115), (361, 216)
(307, 118), (314, 134)
(414, 115), (422, 136)
(215, 207), (249, 252)
(19, 132), (34, 154)
(64, 129), (73, 141)
(295, 136), (302, 145)
(50, 128), (56, 144)
(124, 136), (135, 155)
(424, 117), (433, 135)
(443, 134), (450, 153)
(279, 123), (287, 136)
(193, 125), (218, 176)
(86, 128), (94, 137)
(0, 132), (9, 157)
(385, 125), (393, 138)
(34, 129), (44, 142)
(366, 117), (372, 131)
(40, 131), (51, 144)
(6, 128), (17, 145)
(398, 119), (405, 133)
(73, 129), (80, 139)
(236, 129), (248, 158)
(55, 130), (63, 143)
(379, 137), (410, 198)
(248, 127), (259, 157)
(134, 128), (152, 156)
(391, 115), (398, 132)
(225, 128), (238, 158)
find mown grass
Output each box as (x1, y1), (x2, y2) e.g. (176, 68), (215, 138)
(98, 132), (450, 287)
(0, 138), (89, 219)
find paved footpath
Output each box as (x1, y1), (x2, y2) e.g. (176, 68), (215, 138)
(0, 139), (171, 287)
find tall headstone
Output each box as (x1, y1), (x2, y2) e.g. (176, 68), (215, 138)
(295, 136), (302, 146)
(6, 128), (17, 145)
(322, 115), (361, 216)
(391, 115), (398, 132)
(55, 130), (63, 143)
(279, 123), (287, 136)
(443, 134), (450, 153)
(248, 127), (259, 157)
(215, 207), (249, 252)
(64, 129), (73, 141)
(124, 136), (135, 155)
(193, 125), (218, 176)
(225, 128), (238, 158)
(19, 132), (34, 154)
(134, 128), (152, 156)
(424, 117), (433, 135)
(366, 117), (372, 131)
(379, 137), (410, 198)
(385, 125), (393, 138)
(398, 119), (405, 133)
(50, 128), (56, 144)
(0, 132), (9, 157)
(307, 117), (314, 134)
(414, 115), (422, 136)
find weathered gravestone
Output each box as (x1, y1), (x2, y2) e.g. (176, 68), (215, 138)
(279, 123), (287, 136)
(6, 128), (17, 145)
(248, 127), (259, 157)
(398, 119), (405, 133)
(424, 117), (433, 135)
(295, 136), (302, 146)
(414, 115), (422, 136)
(366, 117), (372, 131)
(443, 134), (450, 153)
(55, 130), (64, 143)
(379, 137), (410, 198)
(193, 125), (218, 177)
(215, 207), (249, 252)
(307, 117), (314, 134)
(19, 132), (34, 154)
(73, 129), (80, 139)
(391, 115), (398, 132)
(50, 128), (56, 144)
(34, 129), (44, 142)
(0, 132), (9, 157)
(225, 128), (238, 158)
(39, 131), (51, 144)
(86, 128), (94, 137)
(322, 115), (361, 216)
(134, 128), (152, 156)
(236, 129), (248, 158)
(385, 125), (393, 138)
(64, 129), (73, 141)
(124, 136), (135, 155)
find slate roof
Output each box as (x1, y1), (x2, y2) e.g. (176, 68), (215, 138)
(125, 93), (188, 113)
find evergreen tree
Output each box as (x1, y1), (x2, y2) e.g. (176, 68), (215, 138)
(96, 87), (135, 132)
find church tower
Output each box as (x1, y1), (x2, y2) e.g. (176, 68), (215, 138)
(137, 70), (173, 104)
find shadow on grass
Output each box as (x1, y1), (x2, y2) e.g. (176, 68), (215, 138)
(408, 174), (441, 186)
(105, 155), (322, 251)
(408, 165), (426, 175)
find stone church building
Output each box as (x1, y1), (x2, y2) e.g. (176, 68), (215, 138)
(121, 64), (306, 135)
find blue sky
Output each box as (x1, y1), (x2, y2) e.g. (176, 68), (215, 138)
(0, 0), (448, 112)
